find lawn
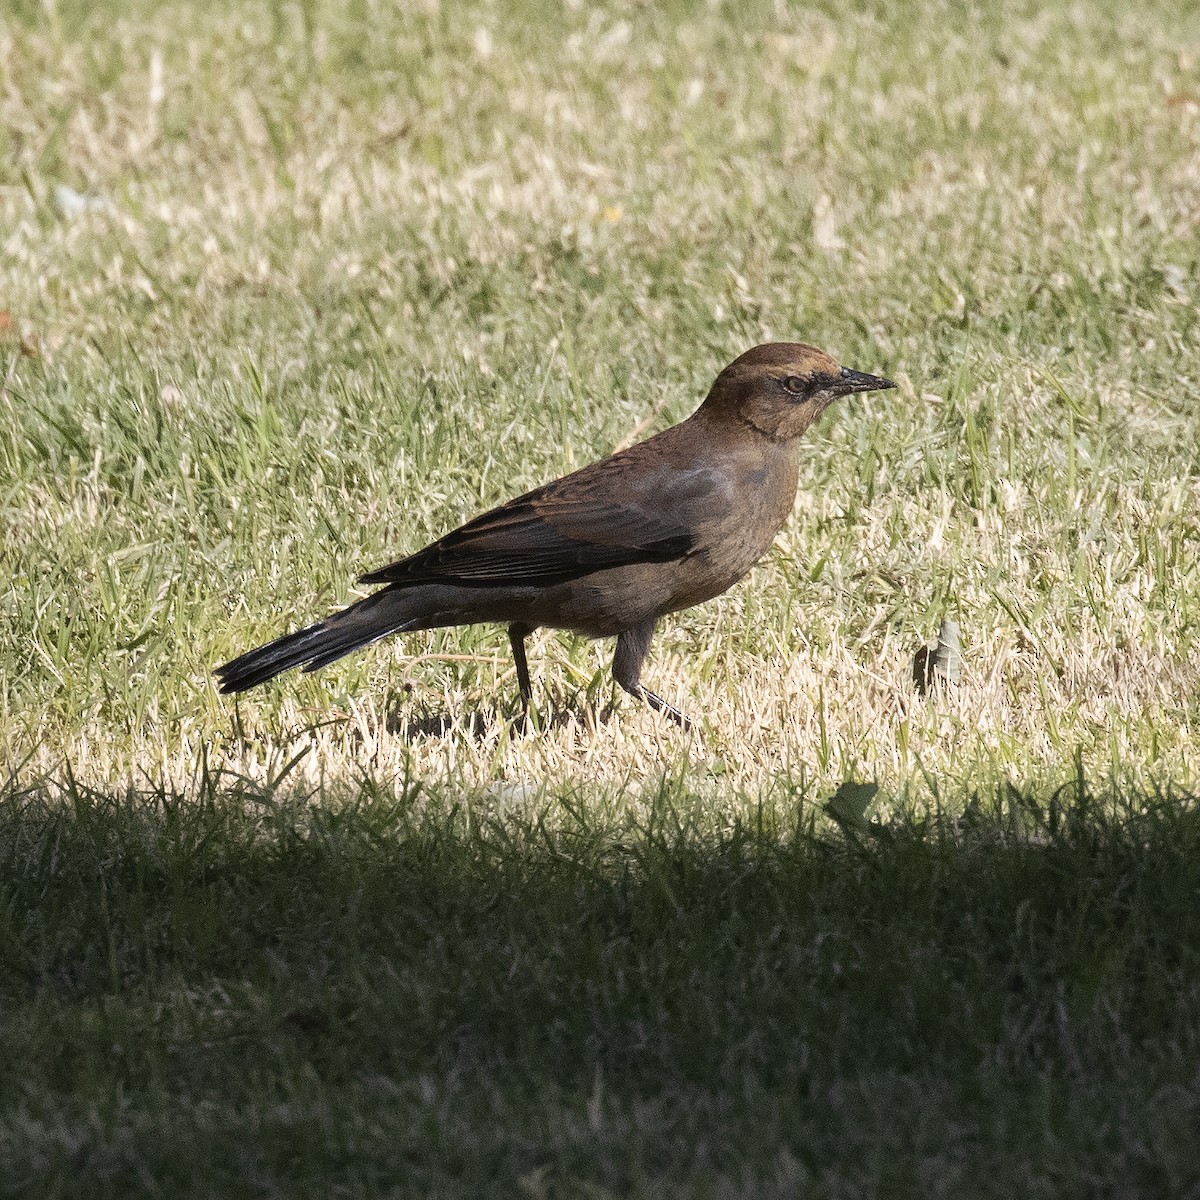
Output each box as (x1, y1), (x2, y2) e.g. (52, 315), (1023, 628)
(2, 0), (1200, 1192)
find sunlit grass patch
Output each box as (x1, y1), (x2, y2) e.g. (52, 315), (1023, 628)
(4, 0), (1199, 802)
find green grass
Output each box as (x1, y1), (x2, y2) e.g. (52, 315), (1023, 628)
(3, 0), (1200, 1191)
(3, 0), (1199, 794)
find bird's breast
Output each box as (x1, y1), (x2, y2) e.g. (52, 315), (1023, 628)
(661, 446), (801, 612)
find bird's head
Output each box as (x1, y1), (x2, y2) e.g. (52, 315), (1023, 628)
(701, 343), (895, 441)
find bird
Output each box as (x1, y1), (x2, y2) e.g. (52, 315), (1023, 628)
(215, 343), (894, 730)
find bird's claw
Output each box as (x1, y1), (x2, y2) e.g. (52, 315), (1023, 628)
(641, 688), (693, 732)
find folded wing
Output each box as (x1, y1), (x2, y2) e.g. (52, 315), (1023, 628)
(358, 472), (697, 590)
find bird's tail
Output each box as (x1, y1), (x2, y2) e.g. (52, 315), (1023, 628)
(215, 588), (421, 694)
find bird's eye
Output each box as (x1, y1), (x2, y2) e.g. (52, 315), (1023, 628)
(782, 375), (807, 395)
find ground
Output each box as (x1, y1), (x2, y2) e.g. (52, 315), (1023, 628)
(2, 0), (1199, 1193)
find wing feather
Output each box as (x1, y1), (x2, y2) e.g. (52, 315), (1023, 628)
(358, 468), (698, 590)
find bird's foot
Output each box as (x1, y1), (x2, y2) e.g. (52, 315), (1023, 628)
(509, 704), (538, 737)
(640, 688), (693, 732)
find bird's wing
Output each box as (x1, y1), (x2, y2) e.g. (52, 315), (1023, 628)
(357, 458), (719, 590)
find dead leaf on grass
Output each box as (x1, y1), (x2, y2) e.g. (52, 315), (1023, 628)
(913, 618), (963, 696)
(0, 310), (40, 358)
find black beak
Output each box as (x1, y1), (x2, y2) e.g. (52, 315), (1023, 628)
(838, 366), (896, 395)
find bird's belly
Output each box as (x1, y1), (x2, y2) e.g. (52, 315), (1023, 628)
(552, 502), (789, 633)
(410, 535), (778, 640)
(545, 531), (778, 634)
(526, 568), (680, 637)
(408, 574), (675, 640)
(661, 534), (776, 615)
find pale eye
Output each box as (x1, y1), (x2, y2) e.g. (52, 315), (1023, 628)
(783, 375), (807, 395)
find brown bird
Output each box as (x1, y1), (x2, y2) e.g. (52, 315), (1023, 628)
(215, 343), (894, 729)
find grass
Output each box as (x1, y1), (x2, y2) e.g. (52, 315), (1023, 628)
(3, 0), (1200, 1191)
(4, 771), (1200, 1196)
(3, 0), (1199, 795)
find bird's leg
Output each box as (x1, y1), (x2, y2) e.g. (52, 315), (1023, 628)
(508, 622), (534, 715)
(612, 620), (692, 732)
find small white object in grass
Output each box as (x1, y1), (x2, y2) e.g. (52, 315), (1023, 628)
(487, 782), (540, 807)
(149, 46), (164, 108)
(1163, 263), (1188, 300)
(812, 194), (846, 252)
(53, 185), (116, 219)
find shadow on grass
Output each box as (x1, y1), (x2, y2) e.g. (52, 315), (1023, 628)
(386, 699), (615, 741)
(386, 705), (498, 740)
(1, 768), (1198, 1196)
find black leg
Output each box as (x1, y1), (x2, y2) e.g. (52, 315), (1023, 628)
(508, 623), (533, 711)
(611, 620), (692, 732)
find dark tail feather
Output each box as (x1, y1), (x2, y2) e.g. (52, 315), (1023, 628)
(215, 590), (420, 694)
(298, 618), (416, 674)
